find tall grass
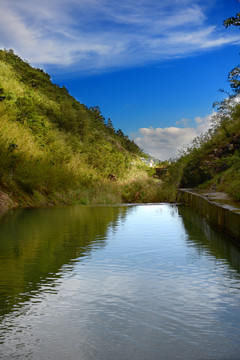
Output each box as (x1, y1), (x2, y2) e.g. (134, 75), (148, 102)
(0, 51), (179, 208)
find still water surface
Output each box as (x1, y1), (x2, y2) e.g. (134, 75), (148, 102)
(0, 204), (240, 359)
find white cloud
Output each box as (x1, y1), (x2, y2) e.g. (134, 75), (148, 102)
(0, 0), (239, 73)
(176, 118), (190, 126)
(134, 113), (215, 160)
(194, 113), (215, 135)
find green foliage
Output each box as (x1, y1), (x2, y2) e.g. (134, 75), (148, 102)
(0, 84), (6, 101)
(120, 175), (163, 203)
(0, 49), (51, 89)
(224, 12), (240, 28)
(0, 49), (151, 207)
(115, 128), (143, 155)
(106, 118), (115, 135)
(15, 96), (49, 145)
(224, 8), (240, 94)
(228, 66), (240, 94)
(164, 96), (240, 202)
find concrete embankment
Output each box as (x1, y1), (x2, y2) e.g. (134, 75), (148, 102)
(178, 189), (240, 244)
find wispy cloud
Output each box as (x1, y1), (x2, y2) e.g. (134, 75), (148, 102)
(0, 0), (239, 73)
(134, 113), (215, 160)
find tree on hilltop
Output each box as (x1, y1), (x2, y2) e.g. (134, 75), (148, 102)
(224, 2), (240, 94)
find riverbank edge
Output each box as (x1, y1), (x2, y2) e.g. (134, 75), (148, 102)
(178, 189), (240, 243)
(0, 175), (164, 210)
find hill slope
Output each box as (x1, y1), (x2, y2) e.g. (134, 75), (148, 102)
(162, 98), (240, 202)
(0, 49), (162, 207)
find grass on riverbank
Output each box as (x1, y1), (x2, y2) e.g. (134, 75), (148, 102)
(0, 50), (171, 208)
(3, 168), (169, 208)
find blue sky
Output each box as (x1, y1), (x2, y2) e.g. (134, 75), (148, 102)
(1, 0), (240, 159)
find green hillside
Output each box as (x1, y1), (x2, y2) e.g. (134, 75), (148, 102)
(161, 97), (240, 202)
(2, 48), (239, 208)
(0, 49), (162, 207)
(158, 11), (240, 203)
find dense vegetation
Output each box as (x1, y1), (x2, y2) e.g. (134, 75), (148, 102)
(158, 9), (240, 202)
(0, 49), (163, 207)
(160, 99), (240, 202)
(2, 8), (240, 210)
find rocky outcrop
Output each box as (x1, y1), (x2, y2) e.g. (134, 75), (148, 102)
(213, 134), (240, 156)
(0, 190), (17, 210)
(180, 134), (240, 188)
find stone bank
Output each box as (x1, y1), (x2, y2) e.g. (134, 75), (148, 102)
(178, 189), (240, 244)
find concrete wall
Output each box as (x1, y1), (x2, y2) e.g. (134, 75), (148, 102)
(178, 189), (240, 243)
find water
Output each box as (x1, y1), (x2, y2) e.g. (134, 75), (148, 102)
(0, 204), (240, 360)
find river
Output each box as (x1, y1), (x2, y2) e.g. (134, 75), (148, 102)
(0, 204), (240, 359)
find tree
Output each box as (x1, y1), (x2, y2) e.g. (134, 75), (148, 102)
(89, 106), (105, 128)
(224, 12), (240, 28)
(106, 118), (115, 134)
(227, 66), (240, 94)
(224, 5), (240, 94)
(116, 129), (124, 138)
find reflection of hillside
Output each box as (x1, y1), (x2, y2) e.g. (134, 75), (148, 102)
(0, 205), (131, 318)
(178, 205), (240, 274)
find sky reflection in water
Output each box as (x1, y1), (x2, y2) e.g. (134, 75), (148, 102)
(0, 204), (240, 360)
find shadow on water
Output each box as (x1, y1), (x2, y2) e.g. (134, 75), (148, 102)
(178, 204), (240, 274)
(0, 205), (132, 318)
